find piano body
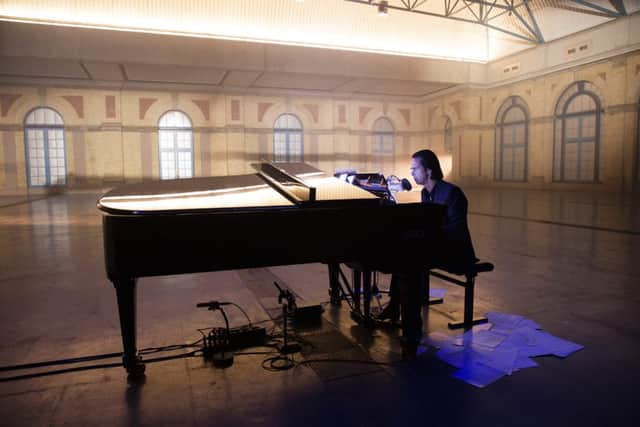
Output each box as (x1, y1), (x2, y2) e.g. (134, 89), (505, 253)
(98, 162), (445, 375)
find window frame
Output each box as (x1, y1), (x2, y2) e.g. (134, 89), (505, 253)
(158, 110), (194, 180)
(23, 107), (67, 188)
(371, 117), (395, 173)
(273, 113), (303, 163)
(553, 81), (602, 183)
(494, 96), (529, 182)
(444, 117), (453, 154)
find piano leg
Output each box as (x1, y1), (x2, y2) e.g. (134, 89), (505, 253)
(113, 277), (146, 377)
(397, 271), (425, 346)
(327, 263), (342, 305)
(362, 270), (372, 320)
(352, 269), (361, 312)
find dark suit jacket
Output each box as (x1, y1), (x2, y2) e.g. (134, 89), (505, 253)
(421, 180), (476, 274)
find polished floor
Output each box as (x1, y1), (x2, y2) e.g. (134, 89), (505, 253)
(1, 188), (639, 427)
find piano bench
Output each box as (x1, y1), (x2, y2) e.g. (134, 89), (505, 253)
(428, 261), (494, 331)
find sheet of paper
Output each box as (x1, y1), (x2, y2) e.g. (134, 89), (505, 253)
(476, 346), (519, 375)
(518, 318), (542, 330)
(437, 347), (478, 369)
(530, 330), (584, 357)
(429, 288), (447, 299)
(422, 331), (452, 348)
(497, 329), (531, 350)
(452, 363), (506, 388)
(425, 312), (583, 387)
(486, 311), (524, 329)
(514, 354), (539, 370)
(453, 329), (506, 349)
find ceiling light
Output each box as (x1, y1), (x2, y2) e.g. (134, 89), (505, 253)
(378, 1), (388, 16)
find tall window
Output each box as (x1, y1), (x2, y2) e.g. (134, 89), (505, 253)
(553, 81), (602, 182)
(273, 114), (303, 162)
(158, 111), (193, 179)
(495, 96), (529, 182)
(444, 117), (453, 154)
(24, 107), (66, 187)
(372, 117), (394, 173)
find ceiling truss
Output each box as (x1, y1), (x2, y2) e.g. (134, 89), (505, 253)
(345, 0), (627, 45)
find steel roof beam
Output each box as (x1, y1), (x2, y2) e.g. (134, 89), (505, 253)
(608, 0), (627, 15)
(569, 0), (622, 17)
(344, 0), (538, 42)
(523, 0), (544, 43)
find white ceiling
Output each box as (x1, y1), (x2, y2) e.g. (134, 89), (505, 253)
(1, 0), (637, 62)
(0, 1), (638, 98)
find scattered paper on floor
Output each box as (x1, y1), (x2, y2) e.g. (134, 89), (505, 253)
(420, 311), (584, 388)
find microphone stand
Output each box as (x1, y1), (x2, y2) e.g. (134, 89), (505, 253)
(273, 282), (301, 354)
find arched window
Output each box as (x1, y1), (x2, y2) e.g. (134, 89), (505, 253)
(273, 114), (303, 162)
(495, 96), (529, 182)
(24, 107), (66, 187)
(158, 111), (193, 180)
(444, 117), (453, 154)
(372, 117), (394, 173)
(553, 81), (602, 182)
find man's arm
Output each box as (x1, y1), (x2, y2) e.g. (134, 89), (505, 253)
(443, 186), (468, 233)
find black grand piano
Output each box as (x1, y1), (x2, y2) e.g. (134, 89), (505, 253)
(98, 162), (445, 375)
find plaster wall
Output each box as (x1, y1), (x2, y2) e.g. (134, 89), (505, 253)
(0, 51), (638, 195)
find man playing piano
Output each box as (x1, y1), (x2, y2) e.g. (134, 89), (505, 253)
(380, 149), (477, 359)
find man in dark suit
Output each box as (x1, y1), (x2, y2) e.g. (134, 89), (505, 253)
(380, 149), (476, 359)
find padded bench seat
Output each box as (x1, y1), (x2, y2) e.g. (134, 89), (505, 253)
(429, 261), (494, 330)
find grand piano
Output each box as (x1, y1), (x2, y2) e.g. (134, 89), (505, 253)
(98, 162), (445, 375)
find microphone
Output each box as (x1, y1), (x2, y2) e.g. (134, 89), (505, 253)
(401, 178), (412, 191)
(196, 301), (231, 310)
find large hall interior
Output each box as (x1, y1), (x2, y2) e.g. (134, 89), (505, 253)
(1, 1), (639, 426)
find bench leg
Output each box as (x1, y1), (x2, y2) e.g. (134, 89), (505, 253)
(448, 276), (487, 330)
(424, 272), (443, 306)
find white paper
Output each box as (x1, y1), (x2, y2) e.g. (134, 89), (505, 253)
(529, 330), (584, 357)
(437, 347), (479, 369)
(422, 331), (452, 348)
(477, 347), (519, 375)
(429, 288), (447, 299)
(426, 311), (583, 388)
(486, 312), (524, 329)
(453, 329), (506, 349)
(452, 363), (506, 388)
(514, 354), (539, 370)
(518, 318), (542, 330)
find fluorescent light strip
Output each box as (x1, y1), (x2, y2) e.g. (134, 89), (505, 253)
(100, 172), (325, 202)
(101, 184), (270, 202)
(0, 16), (488, 63)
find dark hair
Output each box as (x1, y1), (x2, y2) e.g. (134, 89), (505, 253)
(412, 149), (443, 180)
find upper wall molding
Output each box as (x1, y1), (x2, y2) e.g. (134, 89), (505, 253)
(0, 13), (638, 102)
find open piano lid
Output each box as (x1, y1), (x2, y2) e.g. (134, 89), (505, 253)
(97, 162), (381, 215)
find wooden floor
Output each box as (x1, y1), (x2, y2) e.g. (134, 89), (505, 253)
(0, 188), (639, 427)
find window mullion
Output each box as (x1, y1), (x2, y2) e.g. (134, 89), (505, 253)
(286, 132), (290, 162)
(174, 131), (180, 178)
(577, 116), (583, 180)
(43, 129), (50, 186)
(511, 126), (516, 180)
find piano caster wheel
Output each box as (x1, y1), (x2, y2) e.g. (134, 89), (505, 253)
(350, 310), (375, 328)
(124, 356), (146, 379)
(329, 290), (342, 306)
(350, 310), (363, 324)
